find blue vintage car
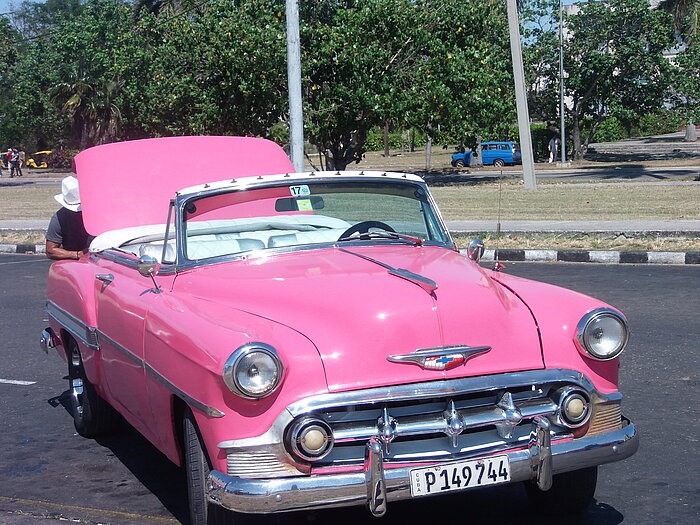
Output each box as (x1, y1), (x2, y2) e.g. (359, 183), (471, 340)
(452, 141), (522, 168)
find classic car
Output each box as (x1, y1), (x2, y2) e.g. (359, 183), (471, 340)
(42, 136), (638, 525)
(452, 141), (522, 168)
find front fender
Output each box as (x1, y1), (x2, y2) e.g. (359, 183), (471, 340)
(143, 293), (328, 472)
(491, 272), (621, 394)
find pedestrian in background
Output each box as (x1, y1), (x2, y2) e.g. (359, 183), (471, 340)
(10, 148), (22, 177)
(548, 136), (561, 163)
(45, 176), (91, 260)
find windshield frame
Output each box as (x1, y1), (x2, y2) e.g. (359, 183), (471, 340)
(172, 175), (455, 270)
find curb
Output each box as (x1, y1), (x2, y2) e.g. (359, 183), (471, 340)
(460, 248), (700, 265)
(2, 243), (698, 264)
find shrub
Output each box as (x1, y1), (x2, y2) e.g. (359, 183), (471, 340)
(593, 117), (625, 143)
(46, 149), (78, 169)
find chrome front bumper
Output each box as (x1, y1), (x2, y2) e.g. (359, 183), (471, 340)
(208, 418), (638, 516)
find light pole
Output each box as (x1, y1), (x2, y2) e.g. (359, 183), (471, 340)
(559, 0), (568, 166)
(286, 0), (304, 172)
(505, 0), (537, 189)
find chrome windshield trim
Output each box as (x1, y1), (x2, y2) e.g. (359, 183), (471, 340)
(46, 301), (100, 351)
(286, 369), (600, 417)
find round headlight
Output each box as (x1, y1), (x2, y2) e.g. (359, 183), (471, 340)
(223, 343), (283, 398)
(576, 308), (629, 360)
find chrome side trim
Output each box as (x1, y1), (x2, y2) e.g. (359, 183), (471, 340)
(46, 301), (100, 351)
(99, 331), (142, 365)
(144, 363), (225, 419)
(99, 330), (225, 418)
(286, 369), (597, 417)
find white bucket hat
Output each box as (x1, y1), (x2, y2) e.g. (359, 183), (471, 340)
(54, 176), (81, 212)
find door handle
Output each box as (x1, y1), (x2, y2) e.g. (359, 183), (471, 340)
(96, 273), (114, 284)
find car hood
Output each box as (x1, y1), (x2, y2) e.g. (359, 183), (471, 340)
(172, 246), (544, 392)
(74, 136), (293, 237)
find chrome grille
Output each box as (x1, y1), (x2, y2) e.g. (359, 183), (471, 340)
(586, 402), (622, 437)
(305, 384), (569, 467)
(226, 449), (304, 478)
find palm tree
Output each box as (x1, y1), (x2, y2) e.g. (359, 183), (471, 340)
(52, 68), (122, 149)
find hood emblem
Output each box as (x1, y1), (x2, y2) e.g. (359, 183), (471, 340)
(387, 345), (491, 371)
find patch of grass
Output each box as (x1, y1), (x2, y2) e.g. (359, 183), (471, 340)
(0, 186), (57, 220)
(431, 183), (700, 221)
(0, 231), (45, 244)
(451, 232), (700, 252)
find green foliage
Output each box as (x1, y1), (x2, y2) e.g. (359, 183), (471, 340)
(523, 0), (677, 158)
(1, 0), (516, 161)
(593, 117), (625, 143)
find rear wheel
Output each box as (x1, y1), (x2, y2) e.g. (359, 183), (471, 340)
(525, 466), (598, 515)
(493, 158), (505, 168)
(454, 159), (465, 168)
(184, 411), (234, 525)
(67, 338), (121, 438)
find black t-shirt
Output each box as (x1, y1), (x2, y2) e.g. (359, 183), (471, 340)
(46, 208), (90, 251)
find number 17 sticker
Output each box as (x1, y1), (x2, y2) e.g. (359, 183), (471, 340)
(290, 185), (311, 197)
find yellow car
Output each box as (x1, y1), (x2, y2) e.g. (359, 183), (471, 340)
(26, 150), (52, 168)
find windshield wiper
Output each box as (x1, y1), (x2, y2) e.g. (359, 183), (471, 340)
(338, 230), (424, 246)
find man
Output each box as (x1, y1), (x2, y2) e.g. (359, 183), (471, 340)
(45, 176), (91, 260)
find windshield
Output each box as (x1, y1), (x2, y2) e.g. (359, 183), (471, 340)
(179, 180), (449, 261)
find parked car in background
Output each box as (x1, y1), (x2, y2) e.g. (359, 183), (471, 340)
(452, 141), (522, 168)
(26, 150), (52, 168)
(42, 136), (638, 525)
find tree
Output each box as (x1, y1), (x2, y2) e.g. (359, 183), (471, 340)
(562, 0), (675, 158)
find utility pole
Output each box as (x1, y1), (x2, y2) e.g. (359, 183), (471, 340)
(286, 0), (304, 172)
(559, 0), (568, 166)
(505, 0), (537, 189)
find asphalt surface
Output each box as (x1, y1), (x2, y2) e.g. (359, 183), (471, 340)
(0, 254), (698, 525)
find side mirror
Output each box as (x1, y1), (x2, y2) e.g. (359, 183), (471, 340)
(467, 239), (485, 262)
(137, 255), (160, 278)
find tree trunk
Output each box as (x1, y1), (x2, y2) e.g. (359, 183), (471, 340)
(571, 113), (582, 160)
(409, 129), (415, 152)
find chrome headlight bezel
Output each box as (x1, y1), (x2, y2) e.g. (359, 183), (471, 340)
(222, 343), (283, 399)
(575, 308), (629, 361)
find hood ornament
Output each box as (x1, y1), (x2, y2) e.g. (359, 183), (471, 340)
(387, 345), (491, 371)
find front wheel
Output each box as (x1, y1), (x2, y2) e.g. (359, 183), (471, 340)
(454, 159), (465, 168)
(493, 158), (505, 168)
(524, 466), (597, 515)
(67, 339), (121, 438)
(184, 411), (234, 525)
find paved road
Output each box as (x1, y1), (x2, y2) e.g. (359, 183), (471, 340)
(0, 254), (698, 525)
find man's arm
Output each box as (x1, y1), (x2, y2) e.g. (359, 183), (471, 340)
(45, 240), (85, 261)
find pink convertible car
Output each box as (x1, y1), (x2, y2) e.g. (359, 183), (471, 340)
(42, 137), (638, 524)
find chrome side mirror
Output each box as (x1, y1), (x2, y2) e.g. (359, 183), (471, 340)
(467, 239), (485, 262)
(137, 255), (160, 277)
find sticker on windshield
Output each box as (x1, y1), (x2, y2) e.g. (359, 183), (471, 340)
(297, 199), (313, 211)
(290, 185), (311, 197)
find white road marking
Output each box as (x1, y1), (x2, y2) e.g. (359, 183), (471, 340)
(0, 378), (36, 386)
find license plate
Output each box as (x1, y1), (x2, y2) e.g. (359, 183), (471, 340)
(410, 455), (511, 497)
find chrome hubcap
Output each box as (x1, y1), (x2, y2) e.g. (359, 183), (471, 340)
(71, 378), (84, 417)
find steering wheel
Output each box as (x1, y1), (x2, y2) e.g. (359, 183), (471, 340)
(339, 221), (396, 240)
